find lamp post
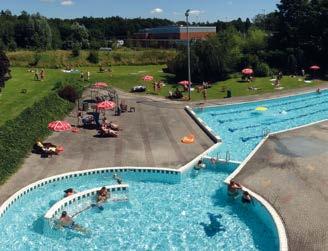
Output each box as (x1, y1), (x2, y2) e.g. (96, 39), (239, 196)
(185, 9), (191, 101)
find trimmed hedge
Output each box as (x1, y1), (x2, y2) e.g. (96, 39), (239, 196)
(0, 93), (74, 184)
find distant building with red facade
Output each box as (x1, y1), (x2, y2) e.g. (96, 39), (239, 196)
(134, 26), (216, 40)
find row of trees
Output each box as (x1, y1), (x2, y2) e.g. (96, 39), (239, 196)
(168, 0), (328, 81)
(0, 10), (255, 51)
(0, 10), (174, 50)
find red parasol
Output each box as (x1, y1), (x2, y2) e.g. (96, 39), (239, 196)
(48, 121), (72, 132)
(96, 101), (116, 110)
(309, 65), (320, 71)
(242, 68), (253, 75)
(93, 82), (108, 88)
(143, 75), (154, 81)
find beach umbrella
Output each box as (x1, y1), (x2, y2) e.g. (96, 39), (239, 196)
(255, 106), (268, 112)
(309, 65), (320, 71)
(96, 100), (116, 110)
(143, 75), (154, 81)
(48, 121), (72, 132)
(242, 68), (253, 75)
(178, 80), (192, 86)
(93, 82), (108, 88)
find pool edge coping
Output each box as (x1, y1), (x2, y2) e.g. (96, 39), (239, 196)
(186, 104), (288, 251)
(44, 184), (129, 220)
(0, 166), (179, 218)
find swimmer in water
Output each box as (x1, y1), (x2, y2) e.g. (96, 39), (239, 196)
(113, 173), (123, 184)
(57, 211), (86, 232)
(64, 188), (75, 197)
(194, 159), (206, 170)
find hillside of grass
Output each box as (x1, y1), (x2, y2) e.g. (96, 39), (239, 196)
(1, 66), (324, 126)
(6, 49), (177, 68)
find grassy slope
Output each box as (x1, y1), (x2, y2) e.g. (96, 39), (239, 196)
(7, 49), (177, 68)
(0, 68), (89, 126)
(1, 66), (324, 125)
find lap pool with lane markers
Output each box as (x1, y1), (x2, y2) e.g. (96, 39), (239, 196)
(195, 90), (328, 161)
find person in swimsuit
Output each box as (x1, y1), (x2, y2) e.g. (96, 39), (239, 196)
(58, 211), (85, 232)
(113, 174), (123, 184)
(242, 191), (252, 204)
(227, 180), (242, 198)
(64, 188), (75, 197)
(97, 187), (109, 203)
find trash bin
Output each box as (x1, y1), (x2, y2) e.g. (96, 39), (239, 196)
(82, 102), (89, 111)
(226, 90), (232, 98)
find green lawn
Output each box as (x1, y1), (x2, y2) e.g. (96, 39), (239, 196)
(0, 68), (85, 126)
(0, 65), (324, 125)
(87, 65), (324, 100)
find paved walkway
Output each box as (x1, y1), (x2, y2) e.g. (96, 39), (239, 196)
(0, 92), (213, 204)
(233, 122), (328, 251)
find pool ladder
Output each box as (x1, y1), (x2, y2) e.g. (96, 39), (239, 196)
(225, 151), (230, 163)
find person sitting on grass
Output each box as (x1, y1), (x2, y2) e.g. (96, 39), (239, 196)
(97, 187), (109, 203)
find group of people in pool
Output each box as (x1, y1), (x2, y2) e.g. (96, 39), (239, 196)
(57, 173), (123, 232)
(194, 160), (252, 204)
(228, 180), (253, 204)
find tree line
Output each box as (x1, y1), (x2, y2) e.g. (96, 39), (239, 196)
(168, 0), (328, 81)
(0, 9), (254, 51)
(0, 10), (174, 50)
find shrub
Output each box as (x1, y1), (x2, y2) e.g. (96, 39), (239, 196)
(254, 62), (271, 77)
(87, 50), (99, 64)
(0, 93), (73, 184)
(58, 85), (79, 102)
(71, 45), (81, 57)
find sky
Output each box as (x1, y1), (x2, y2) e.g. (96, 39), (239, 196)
(0, 0), (280, 22)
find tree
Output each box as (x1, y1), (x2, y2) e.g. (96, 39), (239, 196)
(0, 50), (10, 92)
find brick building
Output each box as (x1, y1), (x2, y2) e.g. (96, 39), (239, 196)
(134, 26), (216, 40)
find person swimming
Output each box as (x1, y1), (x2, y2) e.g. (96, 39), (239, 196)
(58, 211), (86, 232)
(194, 159), (206, 170)
(242, 191), (252, 204)
(113, 174), (123, 184)
(97, 187), (109, 203)
(227, 180), (242, 198)
(64, 188), (75, 197)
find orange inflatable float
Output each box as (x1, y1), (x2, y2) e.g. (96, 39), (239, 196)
(181, 134), (195, 144)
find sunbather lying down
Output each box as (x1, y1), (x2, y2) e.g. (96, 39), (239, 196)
(101, 118), (121, 131)
(35, 141), (58, 154)
(99, 124), (119, 137)
(248, 86), (262, 91)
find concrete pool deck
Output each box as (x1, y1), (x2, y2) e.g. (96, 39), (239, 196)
(0, 92), (214, 205)
(233, 121), (328, 251)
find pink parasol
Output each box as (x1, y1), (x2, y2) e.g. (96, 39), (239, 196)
(309, 65), (320, 71)
(48, 121), (72, 132)
(96, 101), (116, 110)
(242, 68), (253, 75)
(143, 75), (154, 81)
(93, 82), (108, 88)
(178, 80), (192, 86)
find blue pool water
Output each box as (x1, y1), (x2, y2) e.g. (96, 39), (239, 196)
(195, 90), (328, 161)
(0, 164), (278, 250)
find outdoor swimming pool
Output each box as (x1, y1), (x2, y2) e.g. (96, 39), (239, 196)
(195, 90), (328, 161)
(0, 163), (278, 251)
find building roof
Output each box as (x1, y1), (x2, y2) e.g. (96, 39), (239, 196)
(139, 26), (216, 34)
